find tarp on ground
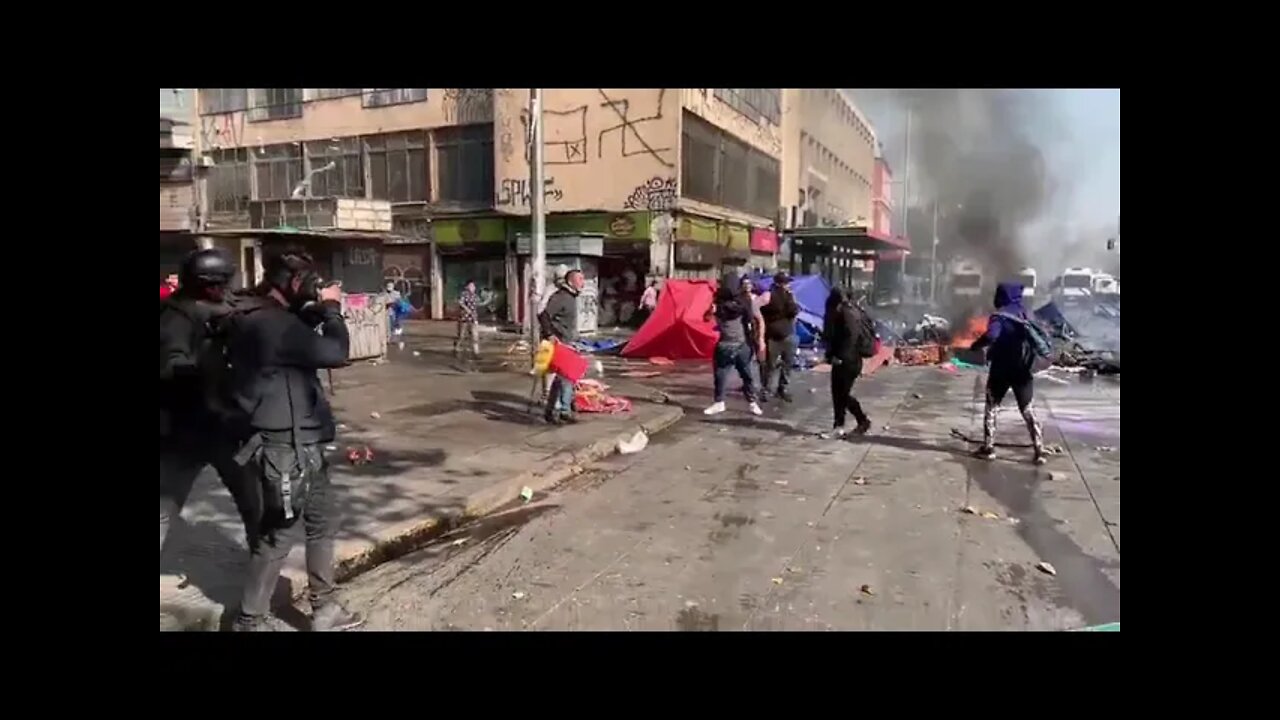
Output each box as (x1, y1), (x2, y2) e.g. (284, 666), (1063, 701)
(751, 273), (832, 331)
(1034, 301), (1077, 338)
(621, 279), (719, 360)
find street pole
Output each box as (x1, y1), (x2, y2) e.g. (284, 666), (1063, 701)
(899, 108), (911, 299)
(930, 199), (938, 307)
(529, 88), (546, 352)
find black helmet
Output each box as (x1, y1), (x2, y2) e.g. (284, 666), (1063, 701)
(180, 248), (235, 288)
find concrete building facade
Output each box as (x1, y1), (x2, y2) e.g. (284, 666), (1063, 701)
(184, 88), (786, 326)
(779, 89), (878, 230)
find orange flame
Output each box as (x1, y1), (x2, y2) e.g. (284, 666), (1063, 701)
(949, 316), (989, 348)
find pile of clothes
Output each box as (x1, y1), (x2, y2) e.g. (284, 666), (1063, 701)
(572, 379), (633, 414)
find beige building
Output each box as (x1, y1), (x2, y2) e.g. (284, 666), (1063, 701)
(178, 88), (784, 324)
(779, 89), (878, 230)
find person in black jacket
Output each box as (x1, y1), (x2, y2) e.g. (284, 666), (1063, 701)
(759, 271), (800, 402)
(228, 247), (363, 632)
(160, 248), (259, 556)
(820, 287), (873, 439)
(537, 269), (584, 425)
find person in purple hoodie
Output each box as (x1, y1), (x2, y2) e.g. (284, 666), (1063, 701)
(969, 281), (1046, 464)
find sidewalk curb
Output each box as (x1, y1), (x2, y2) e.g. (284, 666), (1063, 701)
(282, 404), (685, 607)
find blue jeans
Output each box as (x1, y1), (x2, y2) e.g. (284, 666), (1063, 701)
(713, 342), (758, 403)
(546, 373), (576, 417)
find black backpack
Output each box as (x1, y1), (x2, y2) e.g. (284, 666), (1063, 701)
(852, 307), (877, 358)
(162, 296), (267, 427)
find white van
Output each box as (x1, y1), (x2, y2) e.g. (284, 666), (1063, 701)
(1052, 267), (1095, 301)
(1017, 267), (1038, 298)
(950, 259), (984, 298)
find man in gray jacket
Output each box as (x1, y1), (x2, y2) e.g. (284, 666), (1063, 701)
(537, 269), (584, 424)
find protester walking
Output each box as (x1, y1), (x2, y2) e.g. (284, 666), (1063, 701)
(703, 273), (764, 417)
(759, 271), (799, 402)
(969, 282), (1047, 464)
(538, 269), (584, 425)
(454, 280), (481, 366)
(820, 287), (874, 439)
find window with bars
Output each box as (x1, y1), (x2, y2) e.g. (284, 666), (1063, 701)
(200, 88), (248, 115)
(304, 138), (365, 198)
(208, 148), (252, 214)
(720, 135), (750, 212)
(749, 153), (780, 220)
(253, 144), (304, 200)
(365, 132), (429, 202)
(310, 88), (362, 101)
(363, 89), (428, 108)
(713, 88), (781, 126)
(681, 112), (720, 205)
(434, 124), (494, 205)
(681, 111), (778, 219)
(248, 89), (303, 122)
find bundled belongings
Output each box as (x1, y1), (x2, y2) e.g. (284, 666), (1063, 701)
(896, 344), (944, 366)
(573, 379), (633, 414)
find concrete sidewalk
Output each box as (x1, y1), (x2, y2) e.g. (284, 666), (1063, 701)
(160, 354), (681, 631)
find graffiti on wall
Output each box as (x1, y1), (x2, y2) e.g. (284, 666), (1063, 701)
(623, 176), (678, 211)
(496, 177), (564, 208)
(577, 277), (599, 334)
(499, 113), (518, 165)
(199, 113), (244, 149)
(596, 89), (673, 168)
(443, 89), (494, 125)
(521, 106), (588, 165)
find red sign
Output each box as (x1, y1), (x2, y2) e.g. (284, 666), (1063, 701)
(749, 228), (779, 253)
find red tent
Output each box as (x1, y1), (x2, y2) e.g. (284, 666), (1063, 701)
(622, 279), (719, 360)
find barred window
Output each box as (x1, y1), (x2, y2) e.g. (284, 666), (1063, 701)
(435, 124), (494, 204)
(248, 89), (302, 122)
(365, 132), (429, 202)
(304, 138), (364, 198)
(310, 89), (362, 101)
(681, 111), (720, 205)
(208, 148), (251, 214)
(253, 144), (303, 200)
(720, 135), (750, 212)
(749, 152), (780, 220)
(200, 88), (248, 115)
(363, 89), (428, 108)
(713, 88), (781, 125)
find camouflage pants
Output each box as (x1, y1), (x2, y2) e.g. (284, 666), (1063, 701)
(982, 372), (1044, 452)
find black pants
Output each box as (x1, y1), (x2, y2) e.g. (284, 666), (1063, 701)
(160, 435), (260, 555)
(831, 362), (869, 428)
(238, 443), (337, 618)
(764, 335), (798, 395)
(982, 370), (1044, 451)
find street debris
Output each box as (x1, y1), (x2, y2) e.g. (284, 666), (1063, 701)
(1044, 444), (1065, 456)
(575, 379), (633, 414)
(1096, 445), (1115, 453)
(346, 446), (374, 465)
(773, 480), (789, 487)
(648, 390), (672, 404)
(809, 387), (818, 393)
(451, 537), (468, 547)
(369, 411), (381, 419)
(519, 486), (534, 502)
(771, 577), (784, 585)
(621, 370), (661, 379)
(1036, 561), (1057, 577)
(912, 392), (923, 399)
(398, 342), (405, 351)
(684, 465), (692, 471)
(895, 344), (943, 366)
(1007, 517), (1021, 526)
(1048, 471), (1068, 482)
(325, 445), (338, 451)
(961, 505), (979, 515)
(786, 566), (801, 574)
(412, 350), (421, 357)
(854, 477), (867, 486)
(981, 510), (1001, 520)
(617, 430), (649, 454)
(512, 591), (526, 600)
(647, 356), (675, 366)
(860, 584), (875, 596)
(882, 425), (891, 431)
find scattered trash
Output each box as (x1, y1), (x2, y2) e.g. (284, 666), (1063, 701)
(648, 390), (671, 404)
(512, 591), (527, 600)
(939, 363), (959, 374)
(773, 480), (789, 487)
(1036, 561), (1057, 576)
(369, 411), (381, 419)
(575, 379), (633, 414)
(809, 387), (819, 393)
(648, 356), (675, 366)
(684, 465), (692, 471)
(621, 370), (661, 379)
(1044, 444), (1065, 456)
(519, 486), (534, 502)
(1048, 472), (1068, 482)
(882, 425), (891, 431)
(896, 344), (944, 366)
(337, 423), (349, 431)
(981, 511), (1001, 520)
(1007, 518), (1021, 526)
(1096, 445), (1115, 453)
(961, 505), (978, 515)
(771, 577), (784, 585)
(398, 342), (405, 351)
(912, 392), (923, 399)
(346, 446), (374, 465)
(786, 566), (801, 574)
(806, 522), (815, 527)
(860, 584), (875, 596)
(412, 350), (421, 357)
(853, 477), (867, 486)
(325, 445), (338, 451)
(451, 538), (468, 547)
(617, 430), (649, 454)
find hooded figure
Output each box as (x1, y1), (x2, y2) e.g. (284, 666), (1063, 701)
(970, 281), (1045, 463)
(818, 286), (872, 438)
(702, 272), (764, 417)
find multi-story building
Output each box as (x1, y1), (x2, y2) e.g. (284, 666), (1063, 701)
(778, 89), (907, 286)
(190, 88), (783, 325)
(160, 88), (199, 277)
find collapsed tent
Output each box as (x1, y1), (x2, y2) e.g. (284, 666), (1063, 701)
(621, 279), (719, 360)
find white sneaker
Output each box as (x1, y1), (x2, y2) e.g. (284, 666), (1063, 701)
(703, 401), (727, 416)
(748, 402), (763, 416)
(819, 428), (848, 440)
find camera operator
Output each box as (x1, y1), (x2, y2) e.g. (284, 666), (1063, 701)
(228, 247), (363, 632)
(160, 248), (259, 556)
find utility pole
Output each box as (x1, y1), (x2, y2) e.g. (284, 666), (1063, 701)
(899, 108), (911, 299)
(529, 89), (547, 351)
(930, 199), (939, 306)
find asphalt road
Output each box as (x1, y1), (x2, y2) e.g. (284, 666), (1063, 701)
(287, 359), (1118, 632)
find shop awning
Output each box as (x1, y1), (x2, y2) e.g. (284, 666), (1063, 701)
(200, 227), (417, 243)
(786, 226), (911, 254)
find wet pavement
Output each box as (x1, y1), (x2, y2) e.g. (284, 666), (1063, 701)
(290, 360), (1120, 631)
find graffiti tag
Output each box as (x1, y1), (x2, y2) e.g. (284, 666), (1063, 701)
(623, 176), (678, 211)
(496, 177), (564, 208)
